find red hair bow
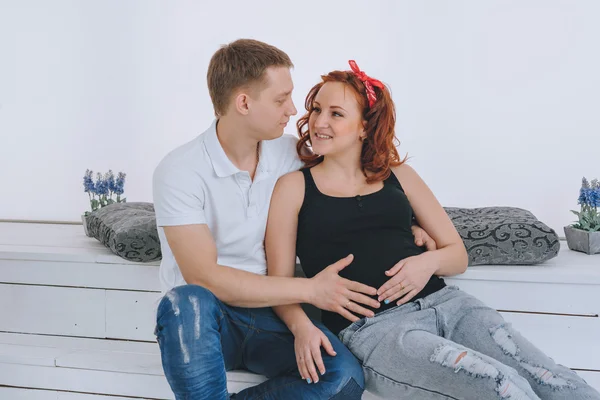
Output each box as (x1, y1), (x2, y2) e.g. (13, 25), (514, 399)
(348, 60), (384, 108)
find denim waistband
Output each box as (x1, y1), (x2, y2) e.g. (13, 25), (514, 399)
(338, 286), (460, 343)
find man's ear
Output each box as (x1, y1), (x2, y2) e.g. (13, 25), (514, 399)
(234, 92), (250, 115)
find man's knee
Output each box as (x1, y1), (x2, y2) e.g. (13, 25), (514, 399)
(157, 284), (220, 325)
(330, 375), (364, 400)
(323, 346), (365, 399)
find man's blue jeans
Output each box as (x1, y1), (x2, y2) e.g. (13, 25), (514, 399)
(155, 284), (365, 399)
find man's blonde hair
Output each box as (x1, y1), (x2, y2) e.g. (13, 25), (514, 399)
(207, 39), (293, 116)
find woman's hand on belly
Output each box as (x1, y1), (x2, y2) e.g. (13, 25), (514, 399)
(376, 253), (437, 306)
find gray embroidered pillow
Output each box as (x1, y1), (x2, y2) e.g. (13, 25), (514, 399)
(444, 207), (560, 266)
(87, 202), (161, 262)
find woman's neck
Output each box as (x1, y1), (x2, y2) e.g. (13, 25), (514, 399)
(319, 154), (365, 183)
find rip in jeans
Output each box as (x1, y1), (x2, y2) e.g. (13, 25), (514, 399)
(490, 323), (575, 390)
(431, 344), (533, 399)
(165, 290), (191, 364)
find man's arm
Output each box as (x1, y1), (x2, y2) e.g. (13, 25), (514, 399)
(164, 224), (362, 308)
(163, 224), (316, 308)
(154, 158), (373, 309)
(411, 223), (438, 251)
(153, 159), (315, 308)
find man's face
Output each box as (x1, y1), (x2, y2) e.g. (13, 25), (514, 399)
(246, 66), (297, 140)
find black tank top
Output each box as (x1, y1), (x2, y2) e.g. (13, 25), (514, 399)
(296, 167), (446, 335)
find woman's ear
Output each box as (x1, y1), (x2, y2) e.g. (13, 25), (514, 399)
(360, 120), (368, 141)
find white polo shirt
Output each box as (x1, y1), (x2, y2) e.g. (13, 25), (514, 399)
(152, 120), (303, 294)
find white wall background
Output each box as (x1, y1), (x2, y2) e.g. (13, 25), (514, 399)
(0, 0), (598, 236)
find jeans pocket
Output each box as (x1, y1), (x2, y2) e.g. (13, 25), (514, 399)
(342, 318), (372, 349)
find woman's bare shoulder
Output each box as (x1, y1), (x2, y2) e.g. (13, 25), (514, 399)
(391, 162), (419, 183)
(272, 170), (306, 208)
(277, 170), (305, 187)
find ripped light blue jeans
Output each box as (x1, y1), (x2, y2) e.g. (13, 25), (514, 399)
(339, 286), (600, 400)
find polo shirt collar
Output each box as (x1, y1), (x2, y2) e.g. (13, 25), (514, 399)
(204, 119), (272, 178)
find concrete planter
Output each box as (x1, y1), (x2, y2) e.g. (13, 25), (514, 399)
(564, 226), (600, 255)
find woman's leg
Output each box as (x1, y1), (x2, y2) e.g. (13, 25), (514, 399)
(339, 300), (540, 400)
(435, 287), (600, 400)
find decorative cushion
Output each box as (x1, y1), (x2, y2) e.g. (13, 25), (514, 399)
(444, 207), (560, 266)
(85, 203), (559, 265)
(87, 202), (161, 262)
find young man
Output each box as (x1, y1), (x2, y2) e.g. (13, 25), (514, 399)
(152, 39), (436, 400)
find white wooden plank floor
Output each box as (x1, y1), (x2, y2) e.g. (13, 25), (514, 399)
(0, 387), (143, 400)
(0, 332), (282, 399)
(0, 331), (597, 399)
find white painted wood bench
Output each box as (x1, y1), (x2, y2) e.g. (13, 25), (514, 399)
(0, 222), (598, 399)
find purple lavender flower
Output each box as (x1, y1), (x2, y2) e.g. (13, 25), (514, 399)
(83, 169), (95, 193)
(578, 188), (590, 207)
(572, 177), (600, 231)
(114, 172), (126, 195)
(105, 170), (116, 194)
(582, 177), (590, 189)
(591, 180), (600, 208)
(95, 172), (109, 196)
(578, 177), (593, 207)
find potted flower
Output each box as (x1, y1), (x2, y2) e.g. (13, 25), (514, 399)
(82, 169), (126, 236)
(564, 177), (600, 255)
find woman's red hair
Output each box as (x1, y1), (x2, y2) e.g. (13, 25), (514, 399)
(296, 70), (406, 183)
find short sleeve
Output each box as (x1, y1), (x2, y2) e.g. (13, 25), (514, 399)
(152, 161), (206, 227)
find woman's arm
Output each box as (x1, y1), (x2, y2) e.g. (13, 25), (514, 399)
(377, 164), (468, 305)
(392, 163), (468, 276)
(265, 171), (313, 333)
(265, 171), (336, 383)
